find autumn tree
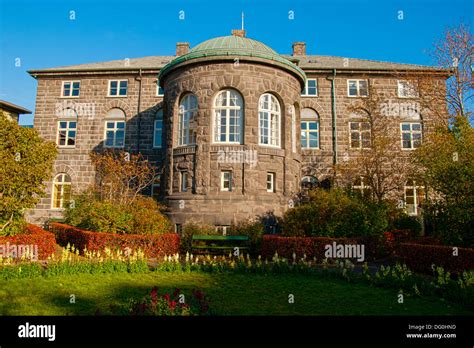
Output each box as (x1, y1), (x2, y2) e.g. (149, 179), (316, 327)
(89, 150), (158, 205)
(0, 111), (57, 235)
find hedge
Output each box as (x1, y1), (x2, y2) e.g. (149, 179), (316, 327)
(396, 243), (474, 275)
(50, 223), (179, 258)
(261, 235), (367, 261)
(0, 224), (57, 260)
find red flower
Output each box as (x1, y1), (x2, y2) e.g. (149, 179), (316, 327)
(169, 301), (177, 310)
(163, 293), (171, 302)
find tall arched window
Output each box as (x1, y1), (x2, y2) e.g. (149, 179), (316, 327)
(258, 93), (281, 147)
(213, 89), (243, 143)
(52, 173), (72, 209)
(104, 108), (126, 148)
(178, 94), (198, 146)
(301, 108), (319, 149)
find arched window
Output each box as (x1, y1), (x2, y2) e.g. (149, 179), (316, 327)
(301, 108), (319, 149)
(404, 179), (425, 215)
(213, 89), (243, 143)
(52, 173), (72, 209)
(153, 109), (163, 148)
(258, 93), (280, 147)
(178, 94), (198, 146)
(290, 105), (296, 153)
(104, 108), (126, 148)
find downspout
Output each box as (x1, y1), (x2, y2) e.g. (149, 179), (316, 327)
(330, 69), (337, 165)
(135, 69), (143, 152)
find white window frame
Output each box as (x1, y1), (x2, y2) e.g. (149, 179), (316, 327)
(104, 120), (126, 148)
(51, 173), (72, 209)
(349, 121), (371, 149)
(353, 177), (371, 197)
(397, 80), (418, 98)
(153, 110), (163, 148)
(215, 225), (230, 236)
(156, 80), (164, 97)
(301, 78), (318, 96)
(267, 172), (275, 192)
(178, 94), (198, 146)
(347, 79), (368, 97)
(258, 93), (281, 148)
(108, 80), (128, 97)
(61, 81), (80, 98)
(212, 89), (243, 144)
(56, 120), (77, 148)
(220, 171), (232, 192)
(404, 180), (425, 216)
(400, 122), (422, 150)
(180, 171), (188, 192)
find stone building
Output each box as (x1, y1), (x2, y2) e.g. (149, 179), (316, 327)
(27, 30), (449, 227)
(0, 99), (31, 123)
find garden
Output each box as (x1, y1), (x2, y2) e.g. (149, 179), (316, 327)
(0, 111), (473, 316)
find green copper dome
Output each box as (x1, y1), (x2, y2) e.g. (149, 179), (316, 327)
(158, 35), (306, 84)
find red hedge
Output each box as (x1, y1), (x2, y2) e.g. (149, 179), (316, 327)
(51, 223), (179, 258)
(0, 224), (57, 260)
(261, 235), (364, 260)
(396, 243), (474, 275)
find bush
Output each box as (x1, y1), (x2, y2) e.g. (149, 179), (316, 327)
(0, 224), (57, 260)
(230, 218), (265, 254)
(283, 189), (388, 238)
(396, 243), (474, 275)
(51, 223), (179, 258)
(389, 213), (422, 237)
(65, 193), (172, 235)
(179, 221), (217, 252)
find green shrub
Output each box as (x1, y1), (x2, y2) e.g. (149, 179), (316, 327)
(283, 188), (388, 238)
(230, 218), (265, 254)
(65, 193), (171, 235)
(389, 212), (422, 237)
(180, 220), (217, 252)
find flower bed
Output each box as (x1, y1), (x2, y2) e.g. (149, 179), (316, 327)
(395, 243), (474, 275)
(50, 222), (179, 258)
(0, 224), (57, 260)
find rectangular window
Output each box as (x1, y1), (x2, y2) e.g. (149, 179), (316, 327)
(301, 121), (319, 149)
(151, 175), (161, 199)
(156, 80), (164, 96)
(181, 171), (188, 192)
(347, 80), (368, 97)
(57, 120), (77, 147)
(62, 81), (80, 97)
(301, 78), (318, 96)
(215, 225), (230, 236)
(350, 122), (371, 149)
(401, 122), (422, 150)
(267, 172), (275, 192)
(398, 80), (418, 98)
(104, 121), (125, 148)
(221, 171), (232, 192)
(108, 80), (128, 97)
(153, 119), (163, 148)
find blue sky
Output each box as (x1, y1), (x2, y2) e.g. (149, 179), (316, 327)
(0, 0), (471, 125)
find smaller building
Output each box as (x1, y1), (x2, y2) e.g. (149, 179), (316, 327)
(0, 99), (32, 123)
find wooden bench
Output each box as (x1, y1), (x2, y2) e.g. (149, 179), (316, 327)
(191, 235), (249, 254)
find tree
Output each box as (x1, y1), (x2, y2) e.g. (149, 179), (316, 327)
(89, 150), (158, 205)
(336, 83), (414, 204)
(0, 111), (57, 235)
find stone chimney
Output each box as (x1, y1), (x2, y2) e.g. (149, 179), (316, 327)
(176, 42), (190, 56)
(292, 42), (306, 56)
(231, 29), (246, 37)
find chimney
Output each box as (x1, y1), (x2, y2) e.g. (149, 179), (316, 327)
(292, 42), (306, 56)
(176, 42), (190, 56)
(231, 29), (246, 38)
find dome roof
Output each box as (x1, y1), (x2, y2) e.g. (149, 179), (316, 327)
(158, 35), (306, 84)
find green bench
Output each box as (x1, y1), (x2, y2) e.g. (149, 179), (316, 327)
(191, 235), (249, 254)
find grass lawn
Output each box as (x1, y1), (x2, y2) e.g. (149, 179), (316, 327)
(0, 271), (471, 316)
